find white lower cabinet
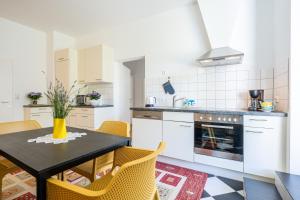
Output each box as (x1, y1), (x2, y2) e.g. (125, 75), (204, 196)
(243, 115), (286, 178)
(24, 107), (52, 128)
(132, 118), (163, 150)
(67, 107), (114, 130)
(163, 120), (194, 162)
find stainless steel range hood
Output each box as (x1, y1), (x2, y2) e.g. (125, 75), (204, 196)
(197, 0), (244, 67)
(196, 47), (244, 67)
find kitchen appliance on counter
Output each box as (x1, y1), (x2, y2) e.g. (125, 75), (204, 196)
(194, 113), (243, 161)
(76, 95), (87, 105)
(248, 90), (264, 111)
(145, 96), (157, 107)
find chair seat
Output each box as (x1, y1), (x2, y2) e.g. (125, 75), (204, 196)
(86, 172), (114, 191)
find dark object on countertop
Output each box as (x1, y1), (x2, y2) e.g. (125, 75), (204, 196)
(162, 80), (175, 95)
(248, 89), (264, 111)
(76, 95), (87, 105)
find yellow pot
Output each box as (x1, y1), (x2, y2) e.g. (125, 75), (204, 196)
(53, 118), (67, 139)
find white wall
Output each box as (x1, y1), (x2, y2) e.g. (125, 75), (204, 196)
(0, 18), (47, 120)
(289, 0), (300, 175)
(76, 3), (210, 77)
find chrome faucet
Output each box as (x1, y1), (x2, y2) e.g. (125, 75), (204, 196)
(172, 95), (186, 107)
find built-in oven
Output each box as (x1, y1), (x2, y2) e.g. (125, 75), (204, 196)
(194, 113), (243, 161)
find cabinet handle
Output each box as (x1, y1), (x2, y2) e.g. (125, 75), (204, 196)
(81, 116), (89, 118)
(0, 101), (9, 104)
(31, 114), (41, 117)
(179, 124), (192, 128)
(249, 119), (268, 122)
(245, 130), (264, 134)
(95, 78), (102, 81)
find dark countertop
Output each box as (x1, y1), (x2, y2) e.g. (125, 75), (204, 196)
(276, 171), (300, 200)
(23, 104), (114, 108)
(130, 107), (288, 117)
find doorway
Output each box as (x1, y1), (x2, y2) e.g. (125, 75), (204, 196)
(0, 60), (14, 122)
(123, 57), (145, 107)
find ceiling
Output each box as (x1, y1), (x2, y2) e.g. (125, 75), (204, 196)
(0, 0), (195, 37)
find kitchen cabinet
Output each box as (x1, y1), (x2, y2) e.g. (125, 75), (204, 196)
(55, 48), (77, 89)
(244, 115), (286, 178)
(77, 45), (114, 83)
(66, 107), (114, 130)
(132, 111), (163, 149)
(24, 107), (52, 128)
(163, 112), (194, 162)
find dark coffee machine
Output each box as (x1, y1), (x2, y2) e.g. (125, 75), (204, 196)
(248, 90), (264, 111)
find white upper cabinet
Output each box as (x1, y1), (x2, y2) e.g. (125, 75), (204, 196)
(78, 45), (114, 83)
(55, 48), (77, 89)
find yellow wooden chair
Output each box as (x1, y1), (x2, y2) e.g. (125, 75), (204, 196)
(0, 120), (41, 198)
(47, 142), (165, 200)
(72, 121), (130, 182)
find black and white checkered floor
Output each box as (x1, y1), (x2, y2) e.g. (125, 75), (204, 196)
(201, 174), (244, 200)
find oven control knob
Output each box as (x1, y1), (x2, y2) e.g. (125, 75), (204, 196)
(200, 116), (203, 120)
(228, 118), (232, 122)
(223, 117), (226, 121)
(209, 117), (212, 121)
(218, 117), (221, 121)
(233, 118), (237, 122)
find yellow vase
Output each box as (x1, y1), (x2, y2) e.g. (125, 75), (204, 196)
(53, 118), (67, 139)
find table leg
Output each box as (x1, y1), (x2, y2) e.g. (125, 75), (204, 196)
(36, 176), (47, 200)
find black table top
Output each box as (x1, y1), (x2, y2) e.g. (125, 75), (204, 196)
(0, 127), (130, 177)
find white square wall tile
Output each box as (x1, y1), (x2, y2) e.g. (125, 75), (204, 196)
(261, 68), (274, 79)
(216, 82), (226, 91)
(207, 100), (216, 109)
(207, 82), (216, 91)
(248, 69), (261, 80)
(198, 90), (207, 100)
(226, 81), (237, 91)
(207, 91), (216, 99)
(226, 99), (237, 109)
(207, 73), (216, 82)
(237, 80), (249, 91)
(198, 82), (207, 91)
(226, 71), (237, 81)
(261, 79), (274, 90)
(216, 72), (226, 82)
(198, 73), (207, 83)
(237, 71), (249, 81)
(226, 91), (237, 100)
(216, 91), (226, 100)
(248, 80), (261, 90)
(216, 100), (226, 109)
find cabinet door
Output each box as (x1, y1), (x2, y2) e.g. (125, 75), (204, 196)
(77, 49), (86, 84)
(85, 46), (102, 83)
(55, 49), (69, 62)
(30, 113), (52, 128)
(77, 114), (91, 129)
(244, 127), (284, 178)
(163, 121), (194, 162)
(132, 118), (162, 150)
(55, 60), (69, 89)
(68, 114), (78, 128)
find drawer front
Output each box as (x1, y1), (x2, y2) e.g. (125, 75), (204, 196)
(77, 114), (93, 128)
(163, 112), (194, 122)
(72, 108), (93, 115)
(132, 111), (162, 120)
(30, 107), (52, 114)
(244, 115), (279, 129)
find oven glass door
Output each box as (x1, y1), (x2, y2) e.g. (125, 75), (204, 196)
(194, 122), (243, 161)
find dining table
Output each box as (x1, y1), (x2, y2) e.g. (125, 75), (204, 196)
(0, 127), (130, 200)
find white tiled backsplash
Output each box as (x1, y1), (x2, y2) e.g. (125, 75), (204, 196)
(145, 65), (289, 112)
(86, 83), (114, 104)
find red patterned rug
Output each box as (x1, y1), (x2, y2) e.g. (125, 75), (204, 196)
(156, 161), (208, 200)
(2, 162), (207, 200)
